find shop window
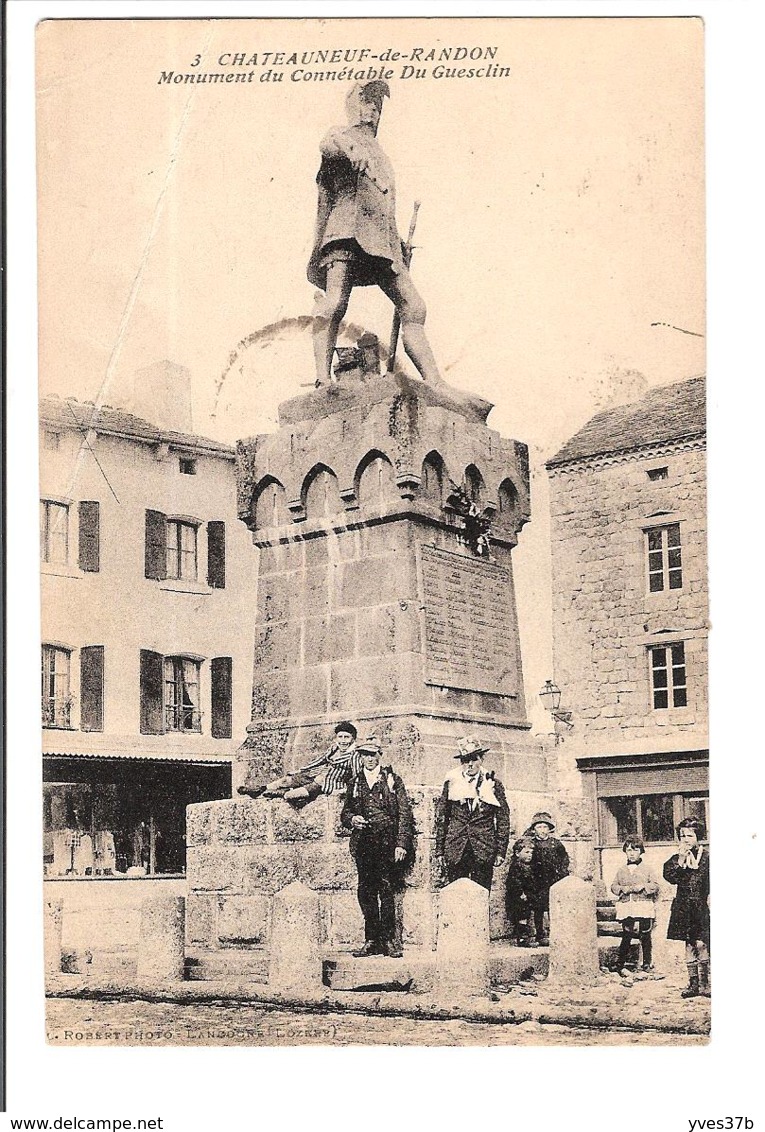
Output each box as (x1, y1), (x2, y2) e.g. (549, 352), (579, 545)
(40, 499), (69, 565)
(42, 645), (73, 728)
(684, 796), (709, 838)
(600, 793), (676, 845)
(650, 642), (687, 709)
(646, 523), (683, 592)
(163, 656), (202, 732)
(166, 519), (198, 581)
(43, 765), (230, 878)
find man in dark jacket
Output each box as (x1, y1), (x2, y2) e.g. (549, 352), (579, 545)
(341, 738), (414, 958)
(435, 737), (510, 892)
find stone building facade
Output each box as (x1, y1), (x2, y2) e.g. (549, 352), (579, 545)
(40, 395), (255, 965)
(545, 377), (708, 888)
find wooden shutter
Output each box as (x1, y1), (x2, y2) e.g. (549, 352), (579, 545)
(140, 649), (165, 734)
(207, 521), (226, 589)
(210, 656), (232, 738)
(78, 501), (100, 572)
(80, 645), (104, 731)
(144, 510), (167, 579)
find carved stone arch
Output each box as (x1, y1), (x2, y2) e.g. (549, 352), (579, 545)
(421, 449), (447, 506)
(463, 463), (485, 505)
(354, 449), (397, 511)
(302, 463), (343, 521)
(498, 477), (521, 525)
(252, 475), (287, 530)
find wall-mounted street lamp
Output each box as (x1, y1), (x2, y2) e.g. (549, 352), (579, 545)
(539, 679), (574, 735)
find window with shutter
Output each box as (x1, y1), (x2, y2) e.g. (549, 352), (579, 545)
(80, 645), (105, 731)
(78, 501), (100, 572)
(140, 649), (165, 734)
(211, 656), (232, 738)
(145, 510), (168, 579)
(207, 521), (226, 589)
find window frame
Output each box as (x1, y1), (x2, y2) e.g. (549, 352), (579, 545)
(598, 790), (708, 848)
(645, 521), (683, 593)
(165, 517), (200, 582)
(42, 644), (74, 729)
(649, 641), (688, 710)
(162, 655), (203, 733)
(40, 498), (70, 566)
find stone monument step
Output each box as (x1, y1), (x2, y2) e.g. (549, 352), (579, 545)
(597, 921), (625, 937)
(186, 949), (269, 983)
(186, 938), (625, 990)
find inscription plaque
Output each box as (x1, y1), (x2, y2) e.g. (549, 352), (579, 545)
(419, 545), (516, 696)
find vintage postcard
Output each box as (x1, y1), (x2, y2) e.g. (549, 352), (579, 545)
(36, 14), (708, 1049)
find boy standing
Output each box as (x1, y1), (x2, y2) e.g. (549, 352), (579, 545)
(505, 836), (543, 946)
(526, 811), (569, 945)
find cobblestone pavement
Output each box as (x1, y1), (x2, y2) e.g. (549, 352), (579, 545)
(46, 997), (706, 1048)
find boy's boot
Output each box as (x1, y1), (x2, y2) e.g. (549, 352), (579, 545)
(681, 962), (700, 997)
(698, 961), (711, 997)
(640, 926), (654, 971)
(616, 929), (632, 972)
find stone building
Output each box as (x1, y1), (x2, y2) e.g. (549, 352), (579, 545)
(545, 376), (708, 886)
(40, 395), (255, 960)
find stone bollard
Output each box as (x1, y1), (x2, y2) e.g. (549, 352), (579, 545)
(548, 875), (599, 987)
(137, 894), (185, 982)
(44, 897), (64, 978)
(269, 881), (322, 991)
(436, 878), (490, 999)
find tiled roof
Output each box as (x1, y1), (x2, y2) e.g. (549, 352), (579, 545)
(547, 376), (706, 468)
(39, 396), (234, 457)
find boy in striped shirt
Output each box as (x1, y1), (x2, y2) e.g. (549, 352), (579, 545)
(238, 722), (361, 807)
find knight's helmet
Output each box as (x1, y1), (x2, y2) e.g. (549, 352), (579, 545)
(345, 80), (391, 127)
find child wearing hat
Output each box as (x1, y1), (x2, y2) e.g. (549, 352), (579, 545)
(525, 811), (569, 945)
(611, 836), (660, 974)
(663, 817), (710, 998)
(505, 836), (544, 946)
(238, 722), (361, 806)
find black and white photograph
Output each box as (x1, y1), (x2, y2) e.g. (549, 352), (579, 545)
(3, 0), (763, 1125)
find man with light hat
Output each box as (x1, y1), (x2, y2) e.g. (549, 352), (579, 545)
(435, 736), (510, 892)
(341, 736), (414, 958)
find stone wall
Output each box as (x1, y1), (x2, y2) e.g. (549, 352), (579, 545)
(548, 440), (708, 764)
(186, 787), (546, 951)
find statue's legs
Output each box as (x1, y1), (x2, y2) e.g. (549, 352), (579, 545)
(312, 264), (353, 386)
(380, 268), (444, 385)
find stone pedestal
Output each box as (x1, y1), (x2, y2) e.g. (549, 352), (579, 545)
(235, 373), (543, 799)
(436, 878), (490, 998)
(269, 881), (322, 990)
(186, 372), (552, 977)
(137, 894), (185, 982)
(44, 897), (63, 978)
(547, 876), (599, 986)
